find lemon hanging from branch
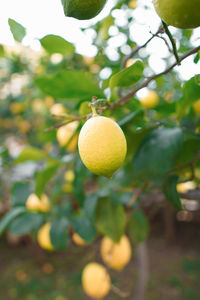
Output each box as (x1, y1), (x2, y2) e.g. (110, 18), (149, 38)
(78, 111), (127, 178)
(153, 0), (200, 29)
(61, 0), (107, 20)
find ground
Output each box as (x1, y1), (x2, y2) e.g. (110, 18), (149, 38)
(0, 222), (200, 300)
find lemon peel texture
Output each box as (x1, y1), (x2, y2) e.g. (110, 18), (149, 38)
(153, 0), (200, 29)
(78, 116), (127, 178)
(82, 262), (111, 299)
(61, 0), (107, 20)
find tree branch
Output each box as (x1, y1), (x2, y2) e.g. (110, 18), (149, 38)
(110, 45), (200, 109)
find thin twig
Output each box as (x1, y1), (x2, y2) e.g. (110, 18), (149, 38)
(111, 284), (130, 298)
(162, 21), (180, 65)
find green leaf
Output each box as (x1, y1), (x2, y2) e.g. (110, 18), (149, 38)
(8, 18), (26, 42)
(72, 215), (97, 243)
(35, 162), (60, 198)
(40, 35), (74, 55)
(15, 147), (47, 163)
(0, 45), (5, 57)
(133, 126), (184, 181)
(35, 70), (104, 100)
(0, 207), (27, 237)
(177, 76), (200, 119)
(50, 218), (69, 250)
(194, 51), (200, 64)
(96, 198), (126, 242)
(11, 182), (32, 207)
(8, 213), (44, 235)
(129, 210), (149, 244)
(83, 193), (99, 220)
(109, 61), (144, 90)
(163, 176), (183, 210)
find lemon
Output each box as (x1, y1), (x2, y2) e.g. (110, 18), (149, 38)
(50, 103), (67, 116)
(10, 102), (24, 114)
(62, 0), (107, 20)
(139, 90), (159, 109)
(82, 262), (111, 299)
(56, 121), (79, 152)
(177, 181), (196, 193)
(37, 223), (54, 251)
(153, 0), (200, 29)
(26, 193), (51, 213)
(78, 116), (127, 178)
(72, 233), (87, 246)
(128, 0), (137, 9)
(64, 170), (75, 182)
(100, 235), (132, 270)
(193, 99), (200, 115)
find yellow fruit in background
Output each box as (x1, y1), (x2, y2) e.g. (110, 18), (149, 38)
(139, 90), (159, 109)
(78, 116), (127, 178)
(26, 193), (51, 213)
(82, 263), (111, 299)
(10, 102), (24, 114)
(101, 235), (132, 270)
(57, 121), (79, 152)
(45, 96), (54, 107)
(50, 103), (67, 116)
(177, 181), (196, 193)
(128, 0), (137, 9)
(153, 0), (200, 29)
(18, 120), (30, 133)
(62, 183), (73, 193)
(37, 223), (54, 251)
(72, 233), (87, 246)
(32, 99), (47, 113)
(64, 170), (75, 183)
(193, 99), (200, 115)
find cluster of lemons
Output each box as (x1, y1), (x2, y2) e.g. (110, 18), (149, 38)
(26, 190), (132, 299)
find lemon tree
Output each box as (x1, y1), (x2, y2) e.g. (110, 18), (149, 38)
(0, 2), (200, 300)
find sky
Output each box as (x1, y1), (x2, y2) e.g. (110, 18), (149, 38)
(0, 0), (199, 80)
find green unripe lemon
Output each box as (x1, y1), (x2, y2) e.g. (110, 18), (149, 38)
(61, 0), (107, 20)
(153, 0), (200, 29)
(78, 116), (127, 178)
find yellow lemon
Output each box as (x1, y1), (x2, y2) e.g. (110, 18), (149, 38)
(50, 103), (67, 116)
(139, 90), (159, 109)
(78, 116), (127, 178)
(64, 170), (75, 183)
(10, 102), (24, 114)
(177, 181), (196, 193)
(72, 233), (87, 246)
(82, 262), (111, 299)
(57, 121), (79, 152)
(101, 235), (132, 270)
(128, 0), (137, 9)
(153, 0), (200, 29)
(37, 223), (54, 251)
(18, 120), (31, 133)
(26, 193), (51, 213)
(193, 99), (200, 115)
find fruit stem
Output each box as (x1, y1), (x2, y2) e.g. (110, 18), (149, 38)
(162, 21), (180, 65)
(90, 96), (98, 116)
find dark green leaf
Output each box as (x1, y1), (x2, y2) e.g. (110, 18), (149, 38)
(11, 182), (32, 207)
(72, 215), (96, 243)
(8, 213), (44, 235)
(96, 198), (126, 242)
(35, 70), (104, 100)
(8, 18), (26, 42)
(83, 193), (99, 220)
(35, 162), (60, 197)
(109, 61), (144, 90)
(40, 35), (74, 55)
(129, 210), (149, 244)
(0, 207), (27, 237)
(133, 126), (184, 181)
(163, 176), (183, 210)
(50, 218), (69, 250)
